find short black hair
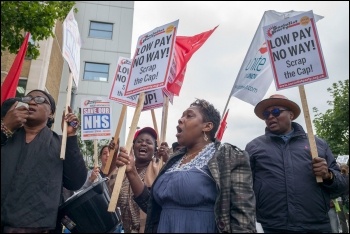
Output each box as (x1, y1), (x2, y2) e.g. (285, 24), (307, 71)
(190, 99), (220, 141)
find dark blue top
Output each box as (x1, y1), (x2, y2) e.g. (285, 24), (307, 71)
(153, 165), (217, 232)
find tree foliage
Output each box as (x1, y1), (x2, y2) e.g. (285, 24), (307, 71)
(313, 79), (349, 156)
(1, 1), (76, 59)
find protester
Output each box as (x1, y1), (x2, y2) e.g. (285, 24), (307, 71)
(246, 94), (347, 233)
(1, 90), (87, 233)
(329, 199), (341, 233)
(338, 164), (349, 233)
(83, 145), (110, 189)
(171, 141), (183, 153)
(108, 127), (170, 233)
(155, 141), (170, 163)
(81, 138), (120, 191)
(62, 138), (121, 233)
(115, 99), (256, 233)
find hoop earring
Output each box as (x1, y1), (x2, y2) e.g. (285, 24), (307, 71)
(203, 132), (208, 142)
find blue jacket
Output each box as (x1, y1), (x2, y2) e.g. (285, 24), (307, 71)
(245, 122), (347, 232)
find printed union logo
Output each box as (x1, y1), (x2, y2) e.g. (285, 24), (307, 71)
(139, 35), (146, 46)
(121, 59), (131, 65)
(266, 27), (274, 38)
(84, 100), (100, 106)
(266, 19), (298, 38)
(139, 29), (165, 45)
(300, 16), (310, 26)
(258, 42), (268, 54)
(84, 100), (90, 106)
(165, 25), (175, 33)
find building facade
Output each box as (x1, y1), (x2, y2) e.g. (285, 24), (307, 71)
(1, 1), (135, 145)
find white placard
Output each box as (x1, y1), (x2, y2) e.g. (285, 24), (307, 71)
(263, 11), (328, 90)
(62, 8), (81, 86)
(230, 10), (323, 106)
(336, 155), (349, 164)
(81, 97), (112, 140)
(124, 20), (179, 96)
(109, 57), (172, 111)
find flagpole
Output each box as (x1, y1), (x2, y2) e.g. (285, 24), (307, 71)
(221, 87), (233, 119)
(215, 108), (229, 140)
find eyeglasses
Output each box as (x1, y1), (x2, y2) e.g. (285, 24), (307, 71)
(262, 108), (288, 119)
(22, 96), (51, 106)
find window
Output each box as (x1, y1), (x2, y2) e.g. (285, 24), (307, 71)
(89, 21), (113, 39)
(16, 79), (27, 98)
(83, 62), (109, 82)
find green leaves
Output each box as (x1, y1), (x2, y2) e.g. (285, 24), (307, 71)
(1, 1), (76, 59)
(313, 79), (349, 156)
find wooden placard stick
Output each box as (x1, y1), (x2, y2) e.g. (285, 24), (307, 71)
(160, 95), (169, 143)
(159, 96), (169, 165)
(108, 92), (146, 212)
(94, 139), (98, 168)
(151, 109), (160, 145)
(298, 85), (323, 183)
(103, 104), (127, 175)
(92, 139), (99, 184)
(60, 72), (73, 160)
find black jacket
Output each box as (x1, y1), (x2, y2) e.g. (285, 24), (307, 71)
(246, 122), (347, 232)
(1, 127), (87, 229)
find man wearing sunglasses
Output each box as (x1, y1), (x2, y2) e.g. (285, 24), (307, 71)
(245, 94), (347, 233)
(1, 89), (87, 233)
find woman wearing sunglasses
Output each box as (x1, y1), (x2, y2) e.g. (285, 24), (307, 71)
(245, 94), (347, 233)
(1, 89), (87, 233)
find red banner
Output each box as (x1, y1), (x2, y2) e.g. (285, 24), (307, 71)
(216, 109), (229, 141)
(1, 33), (30, 104)
(167, 26), (218, 96)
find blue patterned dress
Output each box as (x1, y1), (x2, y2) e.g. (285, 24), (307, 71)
(152, 143), (218, 233)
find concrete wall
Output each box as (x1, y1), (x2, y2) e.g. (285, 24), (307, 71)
(53, 1), (134, 146)
(1, 50), (31, 84)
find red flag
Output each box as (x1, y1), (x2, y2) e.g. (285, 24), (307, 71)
(1, 33), (30, 104)
(167, 26), (218, 96)
(216, 109), (229, 141)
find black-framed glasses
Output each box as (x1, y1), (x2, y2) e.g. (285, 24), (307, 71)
(263, 108), (288, 119)
(22, 96), (51, 106)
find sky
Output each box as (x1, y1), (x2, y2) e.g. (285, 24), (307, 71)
(125, 1), (349, 151)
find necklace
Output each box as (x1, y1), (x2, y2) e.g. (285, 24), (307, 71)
(165, 142), (216, 173)
(136, 165), (148, 170)
(168, 142), (215, 173)
(179, 148), (203, 167)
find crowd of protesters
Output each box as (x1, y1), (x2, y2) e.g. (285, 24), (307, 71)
(1, 92), (348, 233)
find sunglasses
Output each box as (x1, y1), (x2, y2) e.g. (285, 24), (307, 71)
(22, 96), (51, 106)
(262, 108), (288, 119)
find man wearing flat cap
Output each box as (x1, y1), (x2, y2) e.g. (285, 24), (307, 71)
(245, 94), (347, 233)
